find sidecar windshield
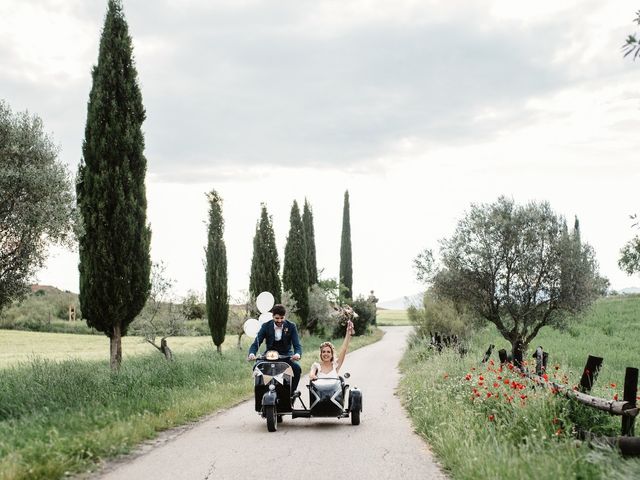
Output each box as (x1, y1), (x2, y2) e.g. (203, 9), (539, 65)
(254, 361), (291, 377)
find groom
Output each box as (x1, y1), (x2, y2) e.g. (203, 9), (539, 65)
(247, 304), (302, 393)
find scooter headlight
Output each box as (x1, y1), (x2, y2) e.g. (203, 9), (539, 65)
(268, 384), (276, 391)
(265, 350), (279, 360)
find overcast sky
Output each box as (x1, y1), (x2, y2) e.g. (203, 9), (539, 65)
(3, 0), (640, 304)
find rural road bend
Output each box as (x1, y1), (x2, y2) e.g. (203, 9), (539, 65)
(91, 326), (447, 480)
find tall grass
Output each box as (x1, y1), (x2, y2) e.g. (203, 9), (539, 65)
(0, 329), (382, 480)
(399, 295), (640, 480)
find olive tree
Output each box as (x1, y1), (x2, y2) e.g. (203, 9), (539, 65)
(418, 197), (604, 363)
(0, 101), (75, 312)
(138, 261), (185, 360)
(619, 214), (640, 276)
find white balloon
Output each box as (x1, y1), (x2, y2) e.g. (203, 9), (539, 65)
(256, 291), (275, 314)
(243, 318), (260, 337)
(258, 312), (273, 324)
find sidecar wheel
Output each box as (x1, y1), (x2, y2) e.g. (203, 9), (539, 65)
(351, 408), (360, 425)
(265, 405), (277, 432)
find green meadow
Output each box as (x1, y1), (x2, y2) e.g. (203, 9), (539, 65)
(0, 330), (213, 368)
(399, 295), (640, 480)
(376, 309), (410, 326)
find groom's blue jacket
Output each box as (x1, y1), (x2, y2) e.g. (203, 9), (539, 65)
(248, 319), (302, 357)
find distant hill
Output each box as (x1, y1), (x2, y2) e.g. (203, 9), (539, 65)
(620, 287), (640, 294)
(30, 284), (64, 294)
(378, 292), (423, 310)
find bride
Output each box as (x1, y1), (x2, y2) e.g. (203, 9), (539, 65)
(309, 319), (355, 380)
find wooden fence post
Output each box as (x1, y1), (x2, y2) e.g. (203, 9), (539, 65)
(498, 349), (508, 364)
(513, 341), (524, 369)
(622, 367), (638, 436)
(482, 344), (494, 363)
(579, 355), (604, 393)
(533, 346), (544, 375)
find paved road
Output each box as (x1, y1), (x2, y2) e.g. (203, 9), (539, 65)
(91, 326), (446, 480)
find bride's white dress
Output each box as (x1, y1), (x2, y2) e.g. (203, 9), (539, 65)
(312, 361), (339, 378)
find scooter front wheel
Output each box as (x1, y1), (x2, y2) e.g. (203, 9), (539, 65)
(265, 405), (277, 432)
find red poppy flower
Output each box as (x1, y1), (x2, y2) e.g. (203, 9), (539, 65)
(488, 414), (495, 421)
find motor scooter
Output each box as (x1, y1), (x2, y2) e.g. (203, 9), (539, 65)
(253, 350), (362, 432)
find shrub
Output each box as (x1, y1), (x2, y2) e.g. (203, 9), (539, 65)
(307, 284), (335, 337)
(408, 291), (479, 340)
(351, 295), (376, 335)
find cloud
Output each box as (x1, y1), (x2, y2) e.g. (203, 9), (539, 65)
(3, 0), (612, 183)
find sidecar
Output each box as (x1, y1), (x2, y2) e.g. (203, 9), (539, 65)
(307, 376), (362, 425)
(252, 351), (362, 432)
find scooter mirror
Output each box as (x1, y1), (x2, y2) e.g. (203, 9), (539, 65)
(343, 372), (350, 379)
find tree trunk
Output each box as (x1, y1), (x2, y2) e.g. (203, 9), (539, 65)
(216, 344), (222, 354)
(110, 323), (122, 371)
(160, 338), (173, 361)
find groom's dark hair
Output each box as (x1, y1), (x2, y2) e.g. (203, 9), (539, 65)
(271, 304), (286, 316)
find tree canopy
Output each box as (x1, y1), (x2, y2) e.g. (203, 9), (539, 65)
(302, 199), (318, 286)
(623, 10), (640, 60)
(339, 190), (353, 301)
(77, 0), (151, 370)
(249, 203), (281, 303)
(205, 189), (229, 353)
(619, 214), (640, 276)
(0, 101), (75, 312)
(420, 197), (604, 361)
(283, 200), (309, 328)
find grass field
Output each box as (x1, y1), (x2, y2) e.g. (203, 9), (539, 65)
(399, 295), (640, 480)
(376, 309), (410, 326)
(0, 328), (383, 480)
(0, 330), (216, 368)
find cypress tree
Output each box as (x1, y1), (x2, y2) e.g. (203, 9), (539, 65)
(249, 204), (281, 303)
(339, 190), (353, 301)
(205, 189), (229, 353)
(77, 0), (151, 371)
(302, 198), (318, 286)
(283, 200), (309, 327)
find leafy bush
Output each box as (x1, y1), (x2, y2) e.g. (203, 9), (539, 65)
(407, 291), (479, 340)
(307, 284), (336, 337)
(0, 290), (88, 333)
(351, 295), (376, 335)
(181, 290), (205, 320)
